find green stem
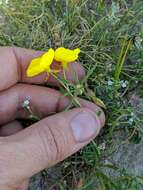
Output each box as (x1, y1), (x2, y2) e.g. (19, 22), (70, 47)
(114, 37), (132, 80)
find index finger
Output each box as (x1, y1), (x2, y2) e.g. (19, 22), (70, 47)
(0, 47), (85, 91)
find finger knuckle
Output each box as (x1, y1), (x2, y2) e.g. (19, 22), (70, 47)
(35, 121), (64, 165)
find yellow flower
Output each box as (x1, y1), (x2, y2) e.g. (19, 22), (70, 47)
(54, 47), (80, 69)
(27, 48), (55, 77)
(26, 47), (80, 77)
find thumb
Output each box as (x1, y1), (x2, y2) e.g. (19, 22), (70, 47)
(0, 108), (104, 185)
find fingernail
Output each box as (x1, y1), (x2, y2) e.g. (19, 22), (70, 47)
(71, 111), (100, 143)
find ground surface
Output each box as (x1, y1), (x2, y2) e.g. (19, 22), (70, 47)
(0, 0), (143, 189)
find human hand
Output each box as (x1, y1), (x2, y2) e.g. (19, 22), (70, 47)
(0, 47), (105, 190)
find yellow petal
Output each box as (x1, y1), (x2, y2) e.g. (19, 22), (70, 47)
(74, 48), (80, 55)
(40, 48), (55, 71)
(27, 57), (45, 77)
(54, 47), (80, 63)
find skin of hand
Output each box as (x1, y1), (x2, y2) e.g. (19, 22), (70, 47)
(0, 47), (105, 190)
